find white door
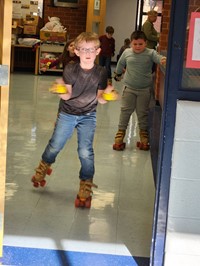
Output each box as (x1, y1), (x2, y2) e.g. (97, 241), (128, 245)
(86, 0), (107, 35)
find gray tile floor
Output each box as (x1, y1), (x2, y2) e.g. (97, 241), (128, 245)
(4, 72), (155, 259)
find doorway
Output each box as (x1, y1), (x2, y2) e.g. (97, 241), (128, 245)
(136, 0), (163, 32)
(0, 0), (12, 257)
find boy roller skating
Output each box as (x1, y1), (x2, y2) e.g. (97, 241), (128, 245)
(113, 30), (166, 151)
(32, 32), (118, 208)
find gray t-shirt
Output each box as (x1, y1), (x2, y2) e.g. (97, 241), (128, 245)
(116, 48), (163, 89)
(60, 63), (107, 115)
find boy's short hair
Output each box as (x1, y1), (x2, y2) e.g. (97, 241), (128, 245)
(124, 38), (130, 46)
(74, 32), (100, 48)
(147, 10), (158, 16)
(130, 30), (147, 41)
(106, 26), (114, 34)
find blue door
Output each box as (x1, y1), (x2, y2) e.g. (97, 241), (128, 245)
(151, 0), (200, 265)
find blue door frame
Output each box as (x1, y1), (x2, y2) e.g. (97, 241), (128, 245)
(150, 0), (200, 265)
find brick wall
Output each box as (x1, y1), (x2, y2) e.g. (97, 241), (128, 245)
(43, 0), (88, 39)
(155, 0), (171, 101)
(159, 0), (171, 51)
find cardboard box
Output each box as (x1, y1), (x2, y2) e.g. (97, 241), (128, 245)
(40, 31), (67, 42)
(24, 15), (43, 28)
(12, 19), (23, 35)
(12, 26), (23, 35)
(24, 25), (40, 35)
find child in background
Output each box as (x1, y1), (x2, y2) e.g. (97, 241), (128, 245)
(99, 26), (115, 84)
(113, 30), (166, 151)
(117, 38), (130, 62)
(142, 10), (160, 74)
(40, 39), (79, 71)
(32, 32), (118, 208)
(142, 10), (159, 50)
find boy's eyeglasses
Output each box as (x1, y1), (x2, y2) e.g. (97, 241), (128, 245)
(77, 47), (98, 53)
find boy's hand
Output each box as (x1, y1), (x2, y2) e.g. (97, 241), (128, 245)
(49, 78), (68, 94)
(102, 85), (119, 101)
(55, 78), (65, 84)
(114, 72), (122, 81)
(102, 90), (119, 101)
(59, 93), (71, 100)
(49, 83), (68, 94)
(160, 57), (167, 66)
(103, 84), (114, 94)
(97, 85), (119, 104)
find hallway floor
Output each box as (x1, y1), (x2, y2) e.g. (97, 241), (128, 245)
(1, 72), (155, 266)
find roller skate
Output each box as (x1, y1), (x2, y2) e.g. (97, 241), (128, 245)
(113, 129), (126, 151)
(137, 130), (150, 151)
(31, 160), (52, 188)
(75, 179), (98, 208)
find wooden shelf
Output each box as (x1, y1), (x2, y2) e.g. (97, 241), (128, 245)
(39, 42), (65, 73)
(10, 44), (39, 75)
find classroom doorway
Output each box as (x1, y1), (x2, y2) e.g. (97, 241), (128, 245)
(0, 0), (12, 258)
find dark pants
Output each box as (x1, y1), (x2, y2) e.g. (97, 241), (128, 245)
(99, 55), (112, 79)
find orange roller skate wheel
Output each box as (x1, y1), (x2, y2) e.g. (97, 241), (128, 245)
(113, 142), (126, 151)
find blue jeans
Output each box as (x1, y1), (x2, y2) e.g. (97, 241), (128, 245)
(99, 55), (112, 79)
(42, 112), (96, 180)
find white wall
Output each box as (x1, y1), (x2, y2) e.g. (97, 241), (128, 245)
(164, 101), (200, 266)
(105, 0), (138, 62)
